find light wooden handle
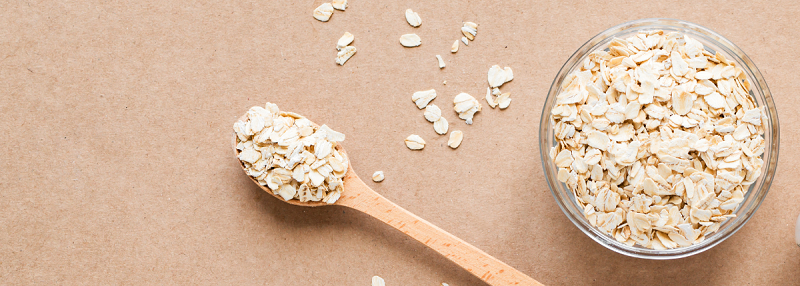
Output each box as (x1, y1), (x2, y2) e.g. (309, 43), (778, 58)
(337, 176), (542, 286)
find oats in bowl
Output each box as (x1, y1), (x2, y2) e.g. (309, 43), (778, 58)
(548, 28), (769, 250)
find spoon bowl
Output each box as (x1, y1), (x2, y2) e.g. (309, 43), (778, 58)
(233, 113), (343, 207)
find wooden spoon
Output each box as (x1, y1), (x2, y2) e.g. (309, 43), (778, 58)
(233, 116), (542, 286)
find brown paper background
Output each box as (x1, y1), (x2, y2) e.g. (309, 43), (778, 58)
(1, 1), (799, 285)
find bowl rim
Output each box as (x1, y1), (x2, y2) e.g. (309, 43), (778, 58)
(539, 18), (780, 259)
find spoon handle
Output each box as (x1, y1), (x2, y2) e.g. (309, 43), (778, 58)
(337, 177), (542, 286)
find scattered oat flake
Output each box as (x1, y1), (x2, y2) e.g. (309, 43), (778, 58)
(448, 130), (463, 149)
(336, 46), (356, 65)
(488, 65), (505, 87)
(436, 55), (445, 69)
(336, 32), (354, 50)
(462, 22), (478, 41)
(332, 0), (347, 10)
(424, 104), (442, 122)
(461, 26), (475, 41)
(404, 134), (426, 150)
(412, 89), (437, 109)
(400, 34), (422, 47)
(313, 3), (334, 22)
(485, 87), (497, 108)
(372, 171), (385, 182)
(503, 67), (513, 82)
(488, 65), (513, 88)
(372, 276), (385, 286)
(497, 92), (511, 109)
(489, 65), (514, 87)
(433, 117), (449, 135)
(451, 40), (459, 53)
(453, 92), (481, 124)
(461, 37), (469, 46)
(405, 9), (422, 27)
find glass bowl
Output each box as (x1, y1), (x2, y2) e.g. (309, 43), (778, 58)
(539, 18), (780, 259)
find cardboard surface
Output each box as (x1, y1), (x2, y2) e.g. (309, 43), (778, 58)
(1, 1), (799, 285)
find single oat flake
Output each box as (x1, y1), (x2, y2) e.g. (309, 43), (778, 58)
(412, 89), (437, 109)
(405, 9), (422, 27)
(313, 3), (334, 22)
(372, 171), (385, 182)
(372, 276), (385, 286)
(332, 0), (347, 11)
(461, 26), (476, 41)
(336, 32), (354, 50)
(404, 134), (426, 150)
(436, 55), (445, 69)
(453, 92), (482, 124)
(424, 104), (442, 122)
(335, 46), (356, 65)
(497, 92), (511, 109)
(549, 30), (767, 250)
(433, 117), (449, 135)
(451, 40), (459, 53)
(461, 22), (478, 41)
(488, 65), (513, 88)
(448, 130), (463, 149)
(464, 21), (478, 30)
(485, 87), (498, 108)
(400, 34), (422, 47)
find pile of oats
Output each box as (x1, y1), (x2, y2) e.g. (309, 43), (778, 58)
(234, 103), (348, 204)
(550, 30), (767, 249)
